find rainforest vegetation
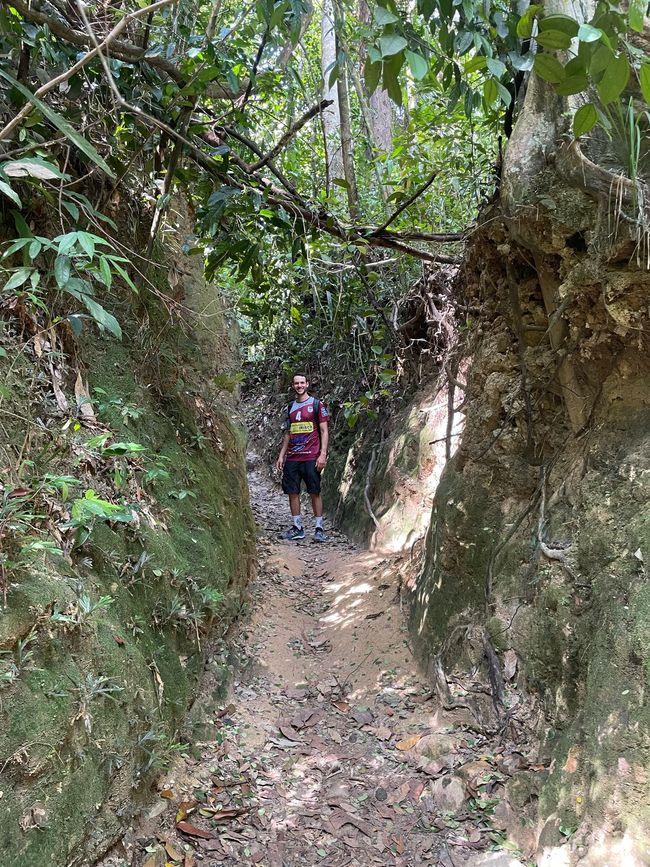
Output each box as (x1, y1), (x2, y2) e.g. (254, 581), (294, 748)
(0, 0), (649, 862)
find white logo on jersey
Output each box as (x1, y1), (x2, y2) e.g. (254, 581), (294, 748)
(308, 406), (313, 413)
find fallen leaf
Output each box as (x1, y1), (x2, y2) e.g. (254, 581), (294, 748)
(278, 722), (302, 742)
(563, 747), (579, 773)
(159, 789), (174, 799)
(396, 734), (421, 751)
(113, 635), (125, 646)
(503, 649), (517, 681)
(74, 371), (96, 421)
(175, 801), (196, 822)
(176, 821), (213, 840)
(332, 701), (350, 713)
(165, 840), (184, 861)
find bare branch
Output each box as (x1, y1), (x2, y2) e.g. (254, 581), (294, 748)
(250, 100), (333, 171)
(373, 169), (439, 235)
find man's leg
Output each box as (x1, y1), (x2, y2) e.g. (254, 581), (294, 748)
(289, 493), (302, 526)
(281, 463), (304, 539)
(306, 462), (326, 541)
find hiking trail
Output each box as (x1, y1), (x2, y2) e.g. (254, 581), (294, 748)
(101, 463), (526, 867)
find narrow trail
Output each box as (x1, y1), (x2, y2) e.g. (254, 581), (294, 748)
(105, 466), (523, 867)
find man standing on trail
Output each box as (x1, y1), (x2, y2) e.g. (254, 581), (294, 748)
(275, 372), (329, 542)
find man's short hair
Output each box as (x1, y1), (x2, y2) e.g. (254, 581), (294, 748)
(292, 371), (309, 381)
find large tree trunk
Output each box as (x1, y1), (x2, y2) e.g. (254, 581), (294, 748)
(410, 4), (650, 864)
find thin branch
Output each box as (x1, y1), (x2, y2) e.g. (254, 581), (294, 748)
(239, 27), (268, 112)
(373, 169), (439, 234)
(250, 100), (333, 171)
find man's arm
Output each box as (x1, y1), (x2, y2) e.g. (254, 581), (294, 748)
(276, 431), (290, 472)
(316, 422), (329, 471)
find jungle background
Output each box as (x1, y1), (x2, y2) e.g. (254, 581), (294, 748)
(0, 0), (649, 862)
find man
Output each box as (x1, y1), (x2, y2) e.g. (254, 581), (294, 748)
(275, 372), (329, 542)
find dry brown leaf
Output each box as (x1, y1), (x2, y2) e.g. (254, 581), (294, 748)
(396, 734), (421, 751)
(165, 840), (184, 861)
(175, 801), (195, 822)
(563, 747), (579, 773)
(278, 722), (302, 742)
(159, 789), (174, 799)
(176, 821), (213, 839)
(74, 371), (96, 420)
(49, 362), (69, 412)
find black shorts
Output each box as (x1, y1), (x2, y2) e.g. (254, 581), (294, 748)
(282, 460), (321, 495)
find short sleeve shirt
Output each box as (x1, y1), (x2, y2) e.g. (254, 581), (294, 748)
(283, 397), (329, 461)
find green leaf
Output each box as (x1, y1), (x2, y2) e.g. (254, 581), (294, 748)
(496, 81), (512, 106)
(77, 232), (95, 257)
(464, 55), (487, 73)
(54, 255), (71, 288)
(3, 237), (32, 257)
(573, 103), (598, 137)
(536, 30), (572, 50)
(639, 64), (650, 105)
(110, 260), (139, 295)
(28, 239), (41, 260)
(54, 233), (78, 256)
(62, 201), (80, 222)
(517, 4), (543, 38)
(577, 23), (603, 42)
(2, 158), (67, 180)
(79, 295), (122, 339)
(0, 180), (21, 208)
(629, 0), (646, 31)
(538, 14), (579, 37)
(364, 60), (382, 94)
(486, 57), (506, 77)
(0, 71), (114, 178)
(555, 73), (589, 96)
(379, 35), (407, 57)
(483, 77), (498, 104)
(590, 44), (615, 76)
(98, 256), (112, 289)
(101, 442), (146, 456)
(533, 54), (566, 84)
(374, 6), (399, 25)
(405, 50), (428, 80)
(327, 62), (340, 88)
(382, 53), (404, 106)
(4, 268), (33, 291)
(597, 52), (630, 105)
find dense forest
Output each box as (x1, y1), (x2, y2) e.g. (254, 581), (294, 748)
(0, 0), (649, 863)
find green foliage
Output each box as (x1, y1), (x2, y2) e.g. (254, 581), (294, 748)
(1, 229), (130, 338)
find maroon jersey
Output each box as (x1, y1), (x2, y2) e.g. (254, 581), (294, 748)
(284, 397), (329, 461)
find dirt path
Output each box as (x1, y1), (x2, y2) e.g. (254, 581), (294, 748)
(103, 467), (526, 867)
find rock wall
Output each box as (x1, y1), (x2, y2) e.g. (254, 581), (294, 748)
(0, 201), (254, 866)
(408, 66), (650, 865)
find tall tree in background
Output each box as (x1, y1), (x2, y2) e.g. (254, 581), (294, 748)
(320, 0), (343, 193)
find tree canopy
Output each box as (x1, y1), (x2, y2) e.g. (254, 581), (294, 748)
(0, 0), (647, 403)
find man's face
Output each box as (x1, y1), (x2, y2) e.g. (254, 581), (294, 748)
(292, 376), (308, 397)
